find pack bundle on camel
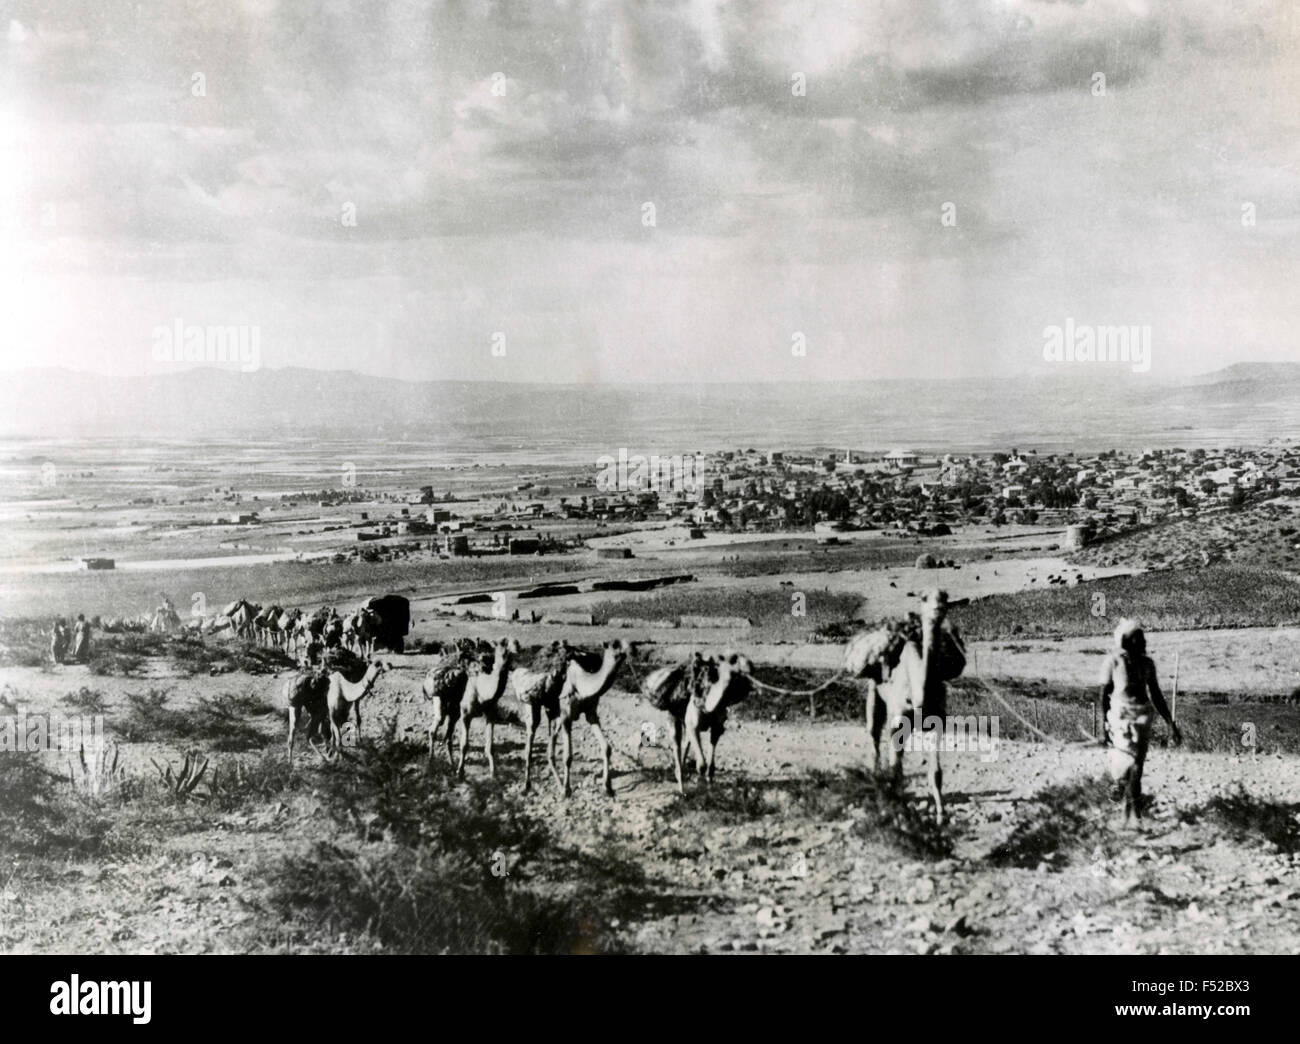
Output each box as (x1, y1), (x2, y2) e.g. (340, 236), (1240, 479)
(643, 650), (754, 794)
(844, 590), (966, 820)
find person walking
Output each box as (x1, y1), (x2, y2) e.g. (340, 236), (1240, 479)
(1099, 619), (1181, 825)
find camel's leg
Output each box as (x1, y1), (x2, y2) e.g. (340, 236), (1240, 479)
(546, 714), (564, 792)
(287, 706), (297, 765)
(352, 702), (361, 747)
(560, 720), (574, 797)
(522, 704), (539, 792)
(589, 716), (613, 797)
(929, 742), (945, 824)
(456, 711), (471, 777)
(866, 681), (884, 774)
(671, 716), (685, 795)
(706, 721), (724, 783)
(683, 704), (709, 782)
(427, 699), (448, 764)
(443, 701), (458, 765)
(484, 721), (496, 779)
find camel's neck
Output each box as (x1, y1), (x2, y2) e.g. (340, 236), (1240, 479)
(342, 669), (378, 702)
(580, 653), (620, 694)
(484, 656), (511, 697)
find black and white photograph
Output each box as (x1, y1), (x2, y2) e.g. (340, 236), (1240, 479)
(1, 0), (1298, 988)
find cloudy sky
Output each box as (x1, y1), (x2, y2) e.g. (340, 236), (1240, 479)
(1, 0), (1297, 382)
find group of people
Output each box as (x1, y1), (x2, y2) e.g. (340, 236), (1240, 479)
(49, 614), (93, 664)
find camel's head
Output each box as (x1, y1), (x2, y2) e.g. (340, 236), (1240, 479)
(704, 651), (753, 714)
(603, 639), (631, 669)
(921, 589), (948, 628)
(492, 636), (521, 668)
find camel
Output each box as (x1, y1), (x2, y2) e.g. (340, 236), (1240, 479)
(422, 637), (520, 778)
(553, 639), (630, 797)
(223, 599), (260, 642)
(322, 611), (344, 649)
(255, 605), (284, 647)
(846, 591), (965, 821)
(321, 661), (386, 757)
(282, 670), (331, 764)
(282, 650), (373, 762)
(344, 607), (379, 657)
(644, 651), (753, 794)
(276, 607), (302, 654)
(509, 640), (572, 793)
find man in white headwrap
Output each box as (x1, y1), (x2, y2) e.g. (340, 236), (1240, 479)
(1099, 619), (1181, 824)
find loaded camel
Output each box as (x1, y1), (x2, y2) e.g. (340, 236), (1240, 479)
(422, 637), (520, 778)
(345, 607), (380, 657)
(281, 652), (381, 763)
(553, 639), (630, 797)
(643, 650), (754, 794)
(275, 607), (302, 654)
(844, 590), (965, 821)
(223, 599), (260, 642)
(509, 640), (572, 793)
(321, 661), (386, 756)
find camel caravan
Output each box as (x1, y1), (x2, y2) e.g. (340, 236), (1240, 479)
(163, 593), (412, 659)
(271, 588), (983, 817)
(68, 582), (1177, 821)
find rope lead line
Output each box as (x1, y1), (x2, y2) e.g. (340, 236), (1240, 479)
(748, 669), (847, 698)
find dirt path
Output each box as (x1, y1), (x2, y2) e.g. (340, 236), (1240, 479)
(3, 659), (1299, 954)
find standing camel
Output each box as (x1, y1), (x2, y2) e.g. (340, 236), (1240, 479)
(509, 640), (571, 793)
(224, 600), (260, 642)
(553, 639), (630, 797)
(422, 637), (520, 778)
(321, 661), (386, 757)
(644, 651), (753, 794)
(850, 591), (965, 821)
(276, 608), (302, 655)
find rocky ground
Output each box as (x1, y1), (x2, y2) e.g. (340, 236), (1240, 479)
(2, 648), (1298, 955)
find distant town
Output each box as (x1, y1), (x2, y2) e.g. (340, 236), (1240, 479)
(125, 441), (1300, 568)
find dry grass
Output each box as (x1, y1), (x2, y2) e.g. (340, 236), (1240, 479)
(951, 566), (1300, 640)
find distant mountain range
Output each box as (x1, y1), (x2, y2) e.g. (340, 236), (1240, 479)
(1, 364), (1297, 457)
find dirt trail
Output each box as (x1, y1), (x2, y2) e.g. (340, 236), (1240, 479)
(3, 659), (1299, 954)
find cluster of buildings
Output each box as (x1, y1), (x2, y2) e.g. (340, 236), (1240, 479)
(190, 443), (1300, 562)
(496, 443), (1300, 541)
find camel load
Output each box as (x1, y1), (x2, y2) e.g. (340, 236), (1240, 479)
(361, 594), (410, 653)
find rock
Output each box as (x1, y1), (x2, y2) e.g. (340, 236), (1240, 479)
(943, 914), (971, 937)
(906, 877), (937, 904)
(905, 915), (937, 935)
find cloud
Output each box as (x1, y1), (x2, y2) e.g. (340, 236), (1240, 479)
(3, 0), (1299, 380)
